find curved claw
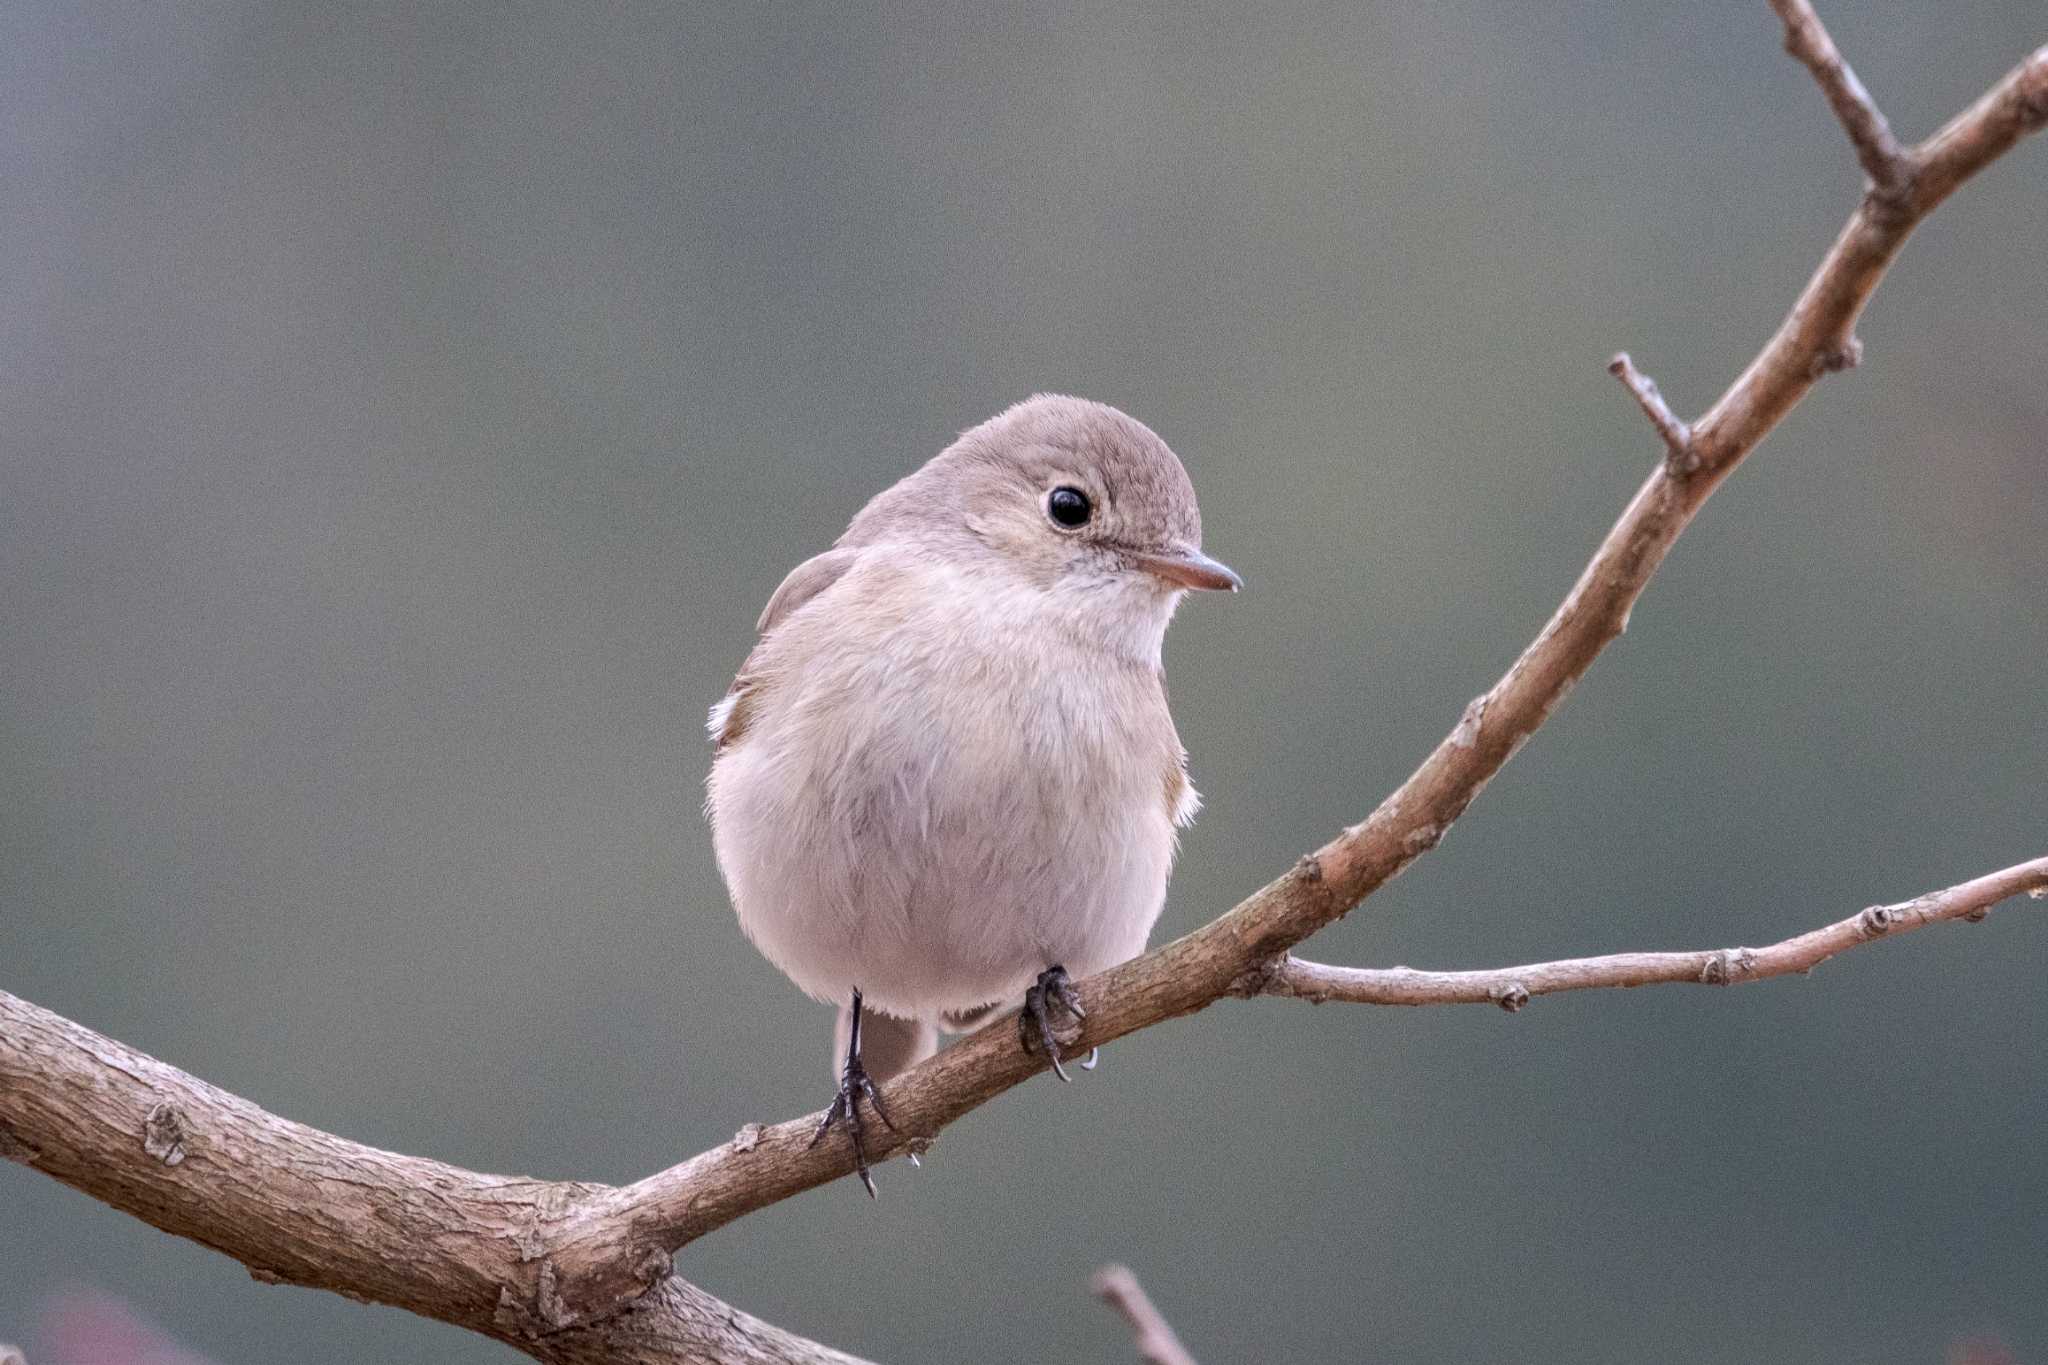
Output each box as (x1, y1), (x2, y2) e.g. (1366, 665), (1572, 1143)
(1020, 965), (1088, 1081)
(813, 988), (901, 1196)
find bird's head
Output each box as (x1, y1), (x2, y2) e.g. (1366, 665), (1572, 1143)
(849, 394), (1240, 623)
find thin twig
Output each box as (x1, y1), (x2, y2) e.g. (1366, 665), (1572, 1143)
(1607, 353), (1695, 472)
(1093, 1265), (1199, 1365)
(1265, 858), (2048, 1008)
(1768, 0), (1911, 192)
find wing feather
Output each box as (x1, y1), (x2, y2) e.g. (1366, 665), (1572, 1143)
(709, 547), (862, 754)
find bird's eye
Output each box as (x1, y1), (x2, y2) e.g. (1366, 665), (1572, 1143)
(1046, 486), (1092, 528)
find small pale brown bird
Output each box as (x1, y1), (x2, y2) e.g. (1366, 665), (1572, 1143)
(706, 394), (1237, 1191)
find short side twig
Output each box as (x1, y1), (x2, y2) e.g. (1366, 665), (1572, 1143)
(1093, 1265), (1199, 1365)
(1265, 857), (2048, 1008)
(1768, 0), (1911, 192)
(1608, 353), (1695, 473)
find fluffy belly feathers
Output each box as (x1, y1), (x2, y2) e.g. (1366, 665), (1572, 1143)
(708, 652), (1176, 1019)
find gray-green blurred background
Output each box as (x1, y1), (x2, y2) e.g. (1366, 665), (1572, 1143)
(3, 2), (2044, 1361)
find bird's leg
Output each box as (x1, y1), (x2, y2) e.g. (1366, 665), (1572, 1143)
(1020, 964), (1089, 1082)
(809, 988), (897, 1196)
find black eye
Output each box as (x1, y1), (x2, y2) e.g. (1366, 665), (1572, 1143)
(1046, 486), (1092, 528)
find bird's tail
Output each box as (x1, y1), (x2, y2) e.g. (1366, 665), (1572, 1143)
(834, 1004), (938, 1083)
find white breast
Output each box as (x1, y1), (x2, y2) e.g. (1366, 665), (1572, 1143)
(706, 559), (1187, 1020)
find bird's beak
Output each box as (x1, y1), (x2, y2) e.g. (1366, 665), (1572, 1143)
(1129, 544), (1243, 593)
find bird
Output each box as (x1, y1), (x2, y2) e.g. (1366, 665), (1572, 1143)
(705, 394), (1237, 1193)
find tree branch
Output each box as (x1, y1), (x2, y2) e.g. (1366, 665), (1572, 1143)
(1261, 858), (2048, 1009)
(1093, 1265), (1199, 1365)
(1767, 0), (1912, 192)
(0, 987), (871, 1365)
(3, 7), (2045, 1363)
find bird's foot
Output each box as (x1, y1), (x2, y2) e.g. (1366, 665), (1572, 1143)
(811, 989), (899, 1197)
(809, 1054), (897, 1196)
(1020, 965), (1091, 1082)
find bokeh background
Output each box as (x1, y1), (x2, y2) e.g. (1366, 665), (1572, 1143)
(3, 1), (2044, 1361)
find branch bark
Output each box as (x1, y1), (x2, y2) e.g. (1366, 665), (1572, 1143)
(3, 8), (2045, 1364)
(1261, 859), (2048, 1008)
(0, 989), (872, 1365)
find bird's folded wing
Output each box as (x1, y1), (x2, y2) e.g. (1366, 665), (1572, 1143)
(708, 545), (864, 754)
